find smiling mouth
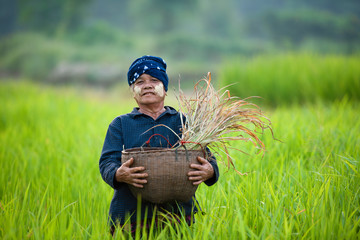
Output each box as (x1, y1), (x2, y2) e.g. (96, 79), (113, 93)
(142, 92), (155, 96)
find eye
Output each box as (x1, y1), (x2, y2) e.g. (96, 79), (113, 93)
(135, 79), (144, 85)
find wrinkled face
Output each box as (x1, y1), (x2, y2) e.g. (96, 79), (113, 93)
(132, 73), (166, 105)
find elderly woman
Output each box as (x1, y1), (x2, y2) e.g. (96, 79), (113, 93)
(99, 55), (219, 235)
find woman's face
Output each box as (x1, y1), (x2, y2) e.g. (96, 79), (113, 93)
(132, 73), (166, 106)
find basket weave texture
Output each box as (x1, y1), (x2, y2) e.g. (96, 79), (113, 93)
(121, 147), (205, 204)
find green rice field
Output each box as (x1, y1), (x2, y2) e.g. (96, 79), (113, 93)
(1, 78), (359, 239)
(220, 53), (360, 106)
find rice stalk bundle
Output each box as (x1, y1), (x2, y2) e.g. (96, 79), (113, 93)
(176, 72), (273, 173)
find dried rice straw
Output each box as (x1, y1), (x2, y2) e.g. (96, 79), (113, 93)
(175, 72), (274, 174)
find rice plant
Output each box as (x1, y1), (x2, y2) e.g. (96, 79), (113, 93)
(0, 79), (359, 239)
(220, 53), (360, 106)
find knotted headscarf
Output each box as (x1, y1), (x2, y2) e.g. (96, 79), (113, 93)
(127, 55), (169, 91)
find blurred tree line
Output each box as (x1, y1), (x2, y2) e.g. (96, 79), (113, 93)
(0, 0), (359, 85)
(0, 0), (91, 37)
(1, 0), (359, 50)
(87, 0), (360, 53)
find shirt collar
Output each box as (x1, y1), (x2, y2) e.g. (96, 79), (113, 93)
(128, 106), (178, 119)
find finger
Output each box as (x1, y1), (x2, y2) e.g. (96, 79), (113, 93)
(130, 166), (146, 173)
(192, 180), (203, 185)
(189, 163), (203, 170)
(188, 175), (202, 181)
(132, 178), (148, 188)
(188, 170), (202, 176)
(123, 158), (134, 166)
(131, 173), (148, 179)
(132, 183), (145, 188)
(133, 178), (147, 184)
(197, 156), (207, 164)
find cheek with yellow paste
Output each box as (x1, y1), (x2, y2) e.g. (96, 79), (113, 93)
(133, 85), (141, 97)
(154, 84), (165, 97)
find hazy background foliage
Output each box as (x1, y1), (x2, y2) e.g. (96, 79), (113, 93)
(1, 0), (360, 94)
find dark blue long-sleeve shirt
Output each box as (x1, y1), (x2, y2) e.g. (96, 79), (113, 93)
(99, 106), (219, 225)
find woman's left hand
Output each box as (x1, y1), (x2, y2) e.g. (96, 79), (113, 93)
(188, 156), (214, 185)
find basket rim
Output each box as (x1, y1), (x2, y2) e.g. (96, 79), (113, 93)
(122, 147), (204, 154)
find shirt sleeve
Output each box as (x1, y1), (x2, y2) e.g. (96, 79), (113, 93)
(99, 117), (125, 189)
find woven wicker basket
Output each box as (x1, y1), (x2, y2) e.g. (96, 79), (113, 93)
(121, 147), (205, 204)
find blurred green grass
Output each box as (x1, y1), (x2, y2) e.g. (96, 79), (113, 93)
(219, 53), (360, 106)
(0, 81), (359, 239)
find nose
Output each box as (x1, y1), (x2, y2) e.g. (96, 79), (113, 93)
(143, 81), (154, 89)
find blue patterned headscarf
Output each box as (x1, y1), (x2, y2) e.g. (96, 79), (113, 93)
(127, 55), (169, 91)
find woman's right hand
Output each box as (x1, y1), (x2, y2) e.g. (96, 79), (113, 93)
(115, 158), (148, 188)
